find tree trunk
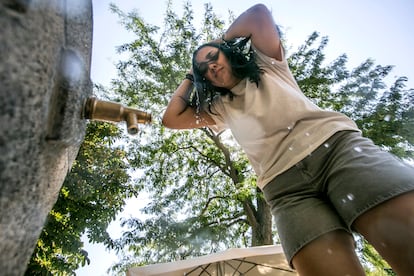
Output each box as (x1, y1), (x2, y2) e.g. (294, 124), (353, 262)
(251, 189), (273, 246)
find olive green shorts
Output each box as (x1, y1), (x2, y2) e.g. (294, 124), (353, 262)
(263, 131), (414, 267)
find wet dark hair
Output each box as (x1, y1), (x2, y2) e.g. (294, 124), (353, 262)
(190, 36), (262, 111)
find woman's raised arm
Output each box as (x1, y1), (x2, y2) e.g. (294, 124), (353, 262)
(223, 4), (282, 61)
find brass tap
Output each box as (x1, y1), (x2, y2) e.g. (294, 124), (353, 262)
(83, 97), (152, 135)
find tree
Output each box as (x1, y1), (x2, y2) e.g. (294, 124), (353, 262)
(106, 2), (273, 273)
(105, 1), (414, 274)
(25, 121), (139, 275)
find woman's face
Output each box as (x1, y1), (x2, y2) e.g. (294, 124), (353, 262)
(194, 46), (240, 89)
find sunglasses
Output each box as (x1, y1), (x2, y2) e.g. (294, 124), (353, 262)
(195, 49), (220, 76)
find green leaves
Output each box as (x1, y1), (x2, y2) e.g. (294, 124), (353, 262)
(25, 122), (138, 275)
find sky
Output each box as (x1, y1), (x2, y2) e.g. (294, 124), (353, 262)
(77, 0), (414, 275)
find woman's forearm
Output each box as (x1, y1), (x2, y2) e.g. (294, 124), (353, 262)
(163, 78), (193, 121)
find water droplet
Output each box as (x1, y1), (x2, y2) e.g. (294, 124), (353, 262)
(288, 146), (293, 151)
(287, 122), (295, 131)
(327, 249), (333, 255)
(342, 198), (347, 203)
(305, 132), (310, 137)
(193, 89), (202, 122)
(354, 147), (362, 152)
(384, 115), (391, 122)
(347, 193), (354, 200)
(271, 60), (276, 64)
(324, 143), (330, 148)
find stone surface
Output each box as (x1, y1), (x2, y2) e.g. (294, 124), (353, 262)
(0, 0), (93, 274)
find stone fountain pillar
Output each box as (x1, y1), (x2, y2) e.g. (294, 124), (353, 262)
(0, 0), (93, 274)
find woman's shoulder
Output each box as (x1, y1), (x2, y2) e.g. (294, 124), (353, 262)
(252, 45), (291, 79)
(253, 44), (288, 68)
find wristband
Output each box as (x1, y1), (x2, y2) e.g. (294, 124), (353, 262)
(184, 73), (194, 82)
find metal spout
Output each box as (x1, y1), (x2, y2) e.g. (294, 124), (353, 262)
(83, 97), (152, 135)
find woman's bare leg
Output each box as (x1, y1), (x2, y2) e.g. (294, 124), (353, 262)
(291, 230), (365, 276)
(353, 191), (414, 276)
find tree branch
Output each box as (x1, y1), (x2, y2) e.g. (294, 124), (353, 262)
(200, 195), (230, 216)
(202, 128), (240, 184)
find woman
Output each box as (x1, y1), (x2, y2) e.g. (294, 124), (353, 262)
(162, 4), (414, 275)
